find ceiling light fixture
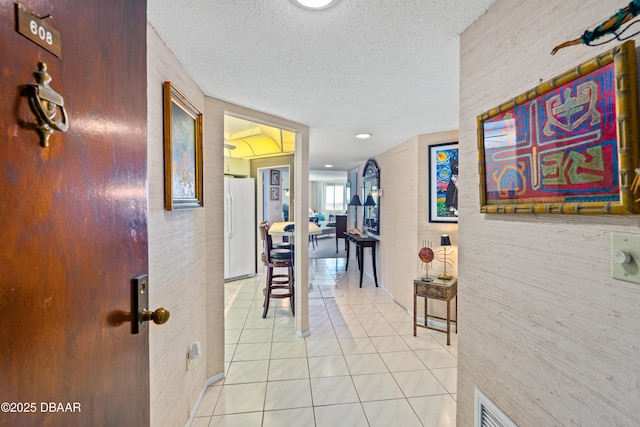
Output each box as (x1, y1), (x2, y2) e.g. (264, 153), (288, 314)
(324, 164), (333, 168)
(355, 133), (372, 139)
(292, 0), (338, 10)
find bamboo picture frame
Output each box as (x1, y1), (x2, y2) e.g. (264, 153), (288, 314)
(477, 40), (640, 215)
(163, 81), (204, 210)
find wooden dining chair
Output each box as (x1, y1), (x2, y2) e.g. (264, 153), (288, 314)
(335, 215), (347, 252)
(259, 222), (294, 318)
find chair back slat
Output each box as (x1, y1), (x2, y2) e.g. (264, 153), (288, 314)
(259, 221), (273, 262)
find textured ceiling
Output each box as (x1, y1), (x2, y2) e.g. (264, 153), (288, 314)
(148, 0), (495, 170)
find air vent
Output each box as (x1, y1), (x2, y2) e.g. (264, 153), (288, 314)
(475, 388), (518, 427)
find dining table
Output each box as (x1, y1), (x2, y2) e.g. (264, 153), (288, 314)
(268, 222), (322, 270)
(268, 221), (322, 237)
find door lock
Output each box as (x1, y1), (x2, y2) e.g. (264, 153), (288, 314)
(139, 308), (170, 325)
(132, 274), (170, 334)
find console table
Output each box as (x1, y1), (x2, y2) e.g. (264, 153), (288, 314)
(413, 277), (457, 345)
(344, 232), (378, 288)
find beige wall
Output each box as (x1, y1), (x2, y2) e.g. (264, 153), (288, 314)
(147, 25), (209, 427)
(459, 1), (640, 425)
(309, 181), (320, 213)
(366, 130), (458, 318)
(148, 25), (310, 426)
(202, 97), (227, 388)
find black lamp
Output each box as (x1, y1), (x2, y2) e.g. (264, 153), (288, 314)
(439, 234), (453, 280)
(363, 194), (376, 228)
(348, 194), (362, 206)
(348, 195), (362, 228)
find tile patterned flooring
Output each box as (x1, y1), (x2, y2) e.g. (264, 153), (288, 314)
(192, 258), (457, 427)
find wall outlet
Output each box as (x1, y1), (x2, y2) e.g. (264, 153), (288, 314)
(189, 341), (201, 359)
(186, 341), (201, 371)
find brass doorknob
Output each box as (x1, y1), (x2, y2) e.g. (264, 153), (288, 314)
(140, 307), (170, 325)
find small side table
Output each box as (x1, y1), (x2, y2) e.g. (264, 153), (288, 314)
(413, 277), (458, 345)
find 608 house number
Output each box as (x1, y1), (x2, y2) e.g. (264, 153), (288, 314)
(30, 19), (53, 45)
(16, 3), (61, 57)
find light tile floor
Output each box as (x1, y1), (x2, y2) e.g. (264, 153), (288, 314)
(192, 258), (457, 427)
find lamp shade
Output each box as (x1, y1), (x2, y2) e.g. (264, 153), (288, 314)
(363, 195), (376, 206)
(440, 235), (451, 246)
(348, 195), (362, 206)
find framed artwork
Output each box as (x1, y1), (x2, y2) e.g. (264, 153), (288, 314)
(477, 40), (640, 215)
(163, 81), (203, 210)
(271, 169), (280, 186)
(271, 187), (280, 201)
(429, 142), (459, 223)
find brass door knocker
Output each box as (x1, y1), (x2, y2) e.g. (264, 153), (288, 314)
(28, 62), (69, 147)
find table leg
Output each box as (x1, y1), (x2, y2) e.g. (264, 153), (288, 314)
(345, 239), (350, 270)
(358, 244), (364, 288)
(446, 298), (451, 345)
(424, 296), (428, 329)
(413, 293), (417, 336)
(371, 243), (378, 287)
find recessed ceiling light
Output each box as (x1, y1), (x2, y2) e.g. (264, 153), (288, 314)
(355, 133), (372, 139)
(324, 164), (333, 168)
(292, 0), (338, 10)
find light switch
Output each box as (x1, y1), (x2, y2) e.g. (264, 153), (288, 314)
(611, 233), (640, 284)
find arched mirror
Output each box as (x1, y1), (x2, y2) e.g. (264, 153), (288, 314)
(362, 159), (380, 235)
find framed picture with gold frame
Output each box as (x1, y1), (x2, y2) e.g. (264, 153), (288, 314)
(477, 40), (640, 215)
(163, 81), (204, 210)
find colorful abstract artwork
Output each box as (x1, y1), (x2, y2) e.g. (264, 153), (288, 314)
(429, 142), (458, 223)
(477, 41), (640, 215)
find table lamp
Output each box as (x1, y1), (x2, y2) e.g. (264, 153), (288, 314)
(438, 234), (453, 280)
(348, 195), (362, 228)
(363, 194), (376, 228)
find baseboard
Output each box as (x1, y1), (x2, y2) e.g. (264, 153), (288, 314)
(183, 372), (225, 427)
(224, 273), (255, 283)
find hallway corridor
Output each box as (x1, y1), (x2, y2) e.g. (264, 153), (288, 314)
(192, 258), (457, 427)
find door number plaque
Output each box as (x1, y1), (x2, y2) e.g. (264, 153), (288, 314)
(16, 3), (61, 57)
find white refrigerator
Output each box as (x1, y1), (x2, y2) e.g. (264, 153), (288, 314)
(224, 177), (256, 281)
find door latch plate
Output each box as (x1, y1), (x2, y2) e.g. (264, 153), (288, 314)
(132, 274), (149, 334)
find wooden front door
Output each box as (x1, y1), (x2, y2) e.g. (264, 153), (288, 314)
(0, 1), (149, 426)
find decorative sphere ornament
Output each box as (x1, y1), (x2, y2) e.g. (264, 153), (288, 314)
(419, 247), (434, 263)
(418, 242), (434, 282)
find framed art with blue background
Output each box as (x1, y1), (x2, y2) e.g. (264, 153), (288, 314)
(163, 81), (203, 211)
(429, 142), (459, 223)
